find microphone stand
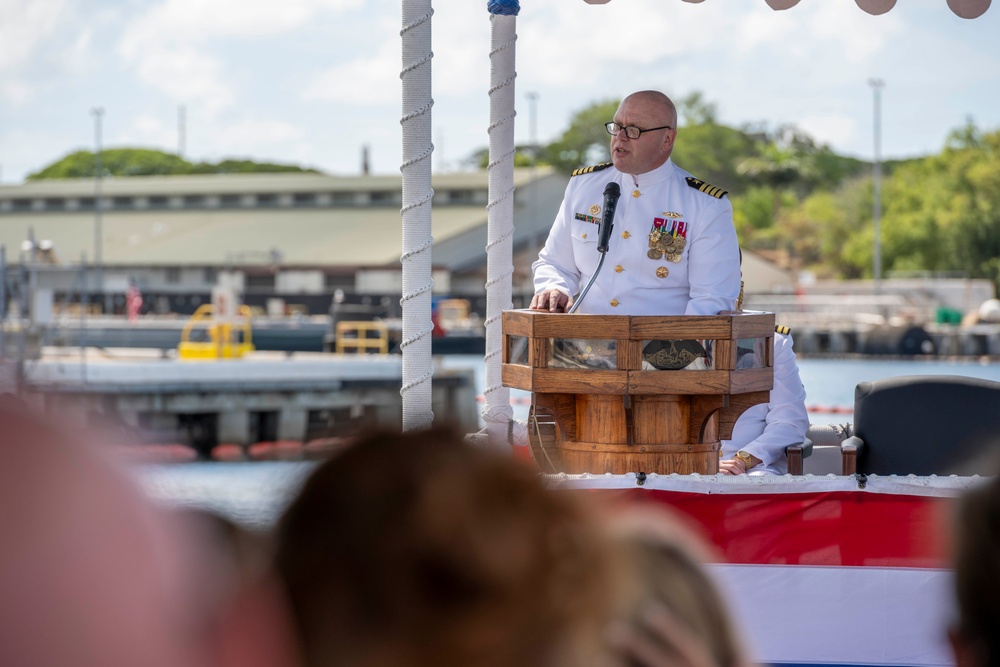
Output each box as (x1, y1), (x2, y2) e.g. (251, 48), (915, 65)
(568, 253), (607, 314)
(569, 181), (620, 314)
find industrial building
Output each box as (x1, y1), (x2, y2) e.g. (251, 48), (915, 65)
(0, 168), (571, 320)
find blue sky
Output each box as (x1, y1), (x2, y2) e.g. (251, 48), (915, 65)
(1, 0), (999, 184)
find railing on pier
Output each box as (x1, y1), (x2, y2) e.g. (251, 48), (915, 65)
(335, 321), (389, 355)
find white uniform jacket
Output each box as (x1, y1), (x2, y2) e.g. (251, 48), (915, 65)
(531, 158), (741, 316)
(721, 333), (810, 475)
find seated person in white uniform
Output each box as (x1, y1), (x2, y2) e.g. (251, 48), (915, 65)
(718, 327), (810, 475)
(530, 90), (741, 316)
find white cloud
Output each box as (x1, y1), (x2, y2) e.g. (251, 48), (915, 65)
(118, 0), (365, 116)
(734, 8), (799, 51)
(517, 1), (711, 87)
(134, 114), (167, 135)
(808, 2), (902, 63)
(214, 119), (304, 146)
(1, 79), (32, 104)
(797, 114), (858, 149)
(119, 0), (362, 50)
(303, 39), (398, 105)
(0, 0), (70, 103)
(131, 44), (233, 117)
(0, 125), (86, 181)
(0, 0), (66, 71)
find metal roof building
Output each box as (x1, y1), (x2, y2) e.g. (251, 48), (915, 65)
(0, 167), (793, 317)
(0, 168), (570, 316)
(0, 169), (566, 268)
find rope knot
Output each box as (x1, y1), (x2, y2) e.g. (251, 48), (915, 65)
(487, 0), (520, 16)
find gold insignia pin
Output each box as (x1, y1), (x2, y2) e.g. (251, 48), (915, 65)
(589, 204), (601, 215)
(663, 211), (682, 218)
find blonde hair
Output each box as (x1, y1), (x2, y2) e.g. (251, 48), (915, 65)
(609, 505), (746, 667)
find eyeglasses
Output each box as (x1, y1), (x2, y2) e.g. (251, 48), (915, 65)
(605, 121), (673, 140)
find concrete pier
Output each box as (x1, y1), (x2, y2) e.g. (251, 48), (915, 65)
(22, 347), (479, 456)
(787, 322), (1000, 358)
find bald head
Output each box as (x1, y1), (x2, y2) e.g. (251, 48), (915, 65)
(610, 90), (679, 176)
(624, 91), (677, 129)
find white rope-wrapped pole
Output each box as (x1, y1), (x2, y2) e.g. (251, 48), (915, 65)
(400, 0), (435, 431)
(482, 10), (517, 448)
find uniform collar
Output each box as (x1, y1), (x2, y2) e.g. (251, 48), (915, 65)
(628, 158), (675, 190)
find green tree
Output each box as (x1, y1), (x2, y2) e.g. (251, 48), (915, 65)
(675, 91), (718, 126)
(671, 122), (756, 192)
(937, 124), (1000, 285)
(29, 148), (191, 178)
(467, 145), (547, 170)
(189, 159), (320, 175)
(828, 122), (1000, 287)
(28, 148), (320, 179)
(737, 126), (823, 195)
(541, 98), (620, 174)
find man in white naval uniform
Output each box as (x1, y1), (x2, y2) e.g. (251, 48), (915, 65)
(718, 330), (810, 475)
(530, 90), (741, 316)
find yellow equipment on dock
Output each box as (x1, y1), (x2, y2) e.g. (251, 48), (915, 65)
(335, 321), (389, 354)
(178, 304), (255, 359)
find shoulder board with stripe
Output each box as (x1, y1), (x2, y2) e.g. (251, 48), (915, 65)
(685, 177), (728, 199)
(775, 325), (791, 335)
(571, 162), (613, 177)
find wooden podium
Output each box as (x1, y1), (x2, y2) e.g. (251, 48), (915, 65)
(501, 310), (775, 475)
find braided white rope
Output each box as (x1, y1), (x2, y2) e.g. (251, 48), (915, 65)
(482, 14), (517, 445)
(400, 1), (435, 431)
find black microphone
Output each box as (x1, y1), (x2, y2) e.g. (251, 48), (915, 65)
(597, 182), (621, 253)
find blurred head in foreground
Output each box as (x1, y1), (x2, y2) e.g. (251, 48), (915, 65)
(949, 474), (1000, 667)
(0, 400), (299, 667)
(605, 504), (749, 667)
(275, 427), (619, 667)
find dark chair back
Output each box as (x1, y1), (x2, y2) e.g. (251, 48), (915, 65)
(854, 375), (1000, 475)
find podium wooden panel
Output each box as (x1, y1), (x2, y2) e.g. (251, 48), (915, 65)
(502, 310), (775, 475)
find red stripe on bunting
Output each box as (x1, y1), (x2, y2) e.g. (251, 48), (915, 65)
(600, 489), (953, 568)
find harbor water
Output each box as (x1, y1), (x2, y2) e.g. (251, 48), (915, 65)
(138, 355), (1000, 530)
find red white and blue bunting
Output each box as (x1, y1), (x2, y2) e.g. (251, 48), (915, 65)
(551, 474), (985, 667)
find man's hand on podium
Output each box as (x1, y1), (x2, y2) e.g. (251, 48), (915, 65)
(530, 289), (573, 313)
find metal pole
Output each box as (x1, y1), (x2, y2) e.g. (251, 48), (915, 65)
(526, 91), (539, 302)
(527, 92), (538, 164)
(80, 253), (88, 384)
(17, 252), (26, 392)
(0, 245), (6, 357)
(91, 107), (105, 313)
(869, 79), (883, 295)
(178, 105), (186, 157)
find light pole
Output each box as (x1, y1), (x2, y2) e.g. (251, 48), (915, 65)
(178, 104), (186, 157)
(869, 79), (883, 295)
(91, 107), (105, 313)
(525, 92), (547, 270)
(526, 91), (538, 165)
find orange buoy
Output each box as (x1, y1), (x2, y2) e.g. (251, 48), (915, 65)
(303, 436), (354, 460)
(248, 441), (278, 461)
(211, 443), (246, 462)
(271, 440), (304, 461)
(248, 440), (303, 461)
